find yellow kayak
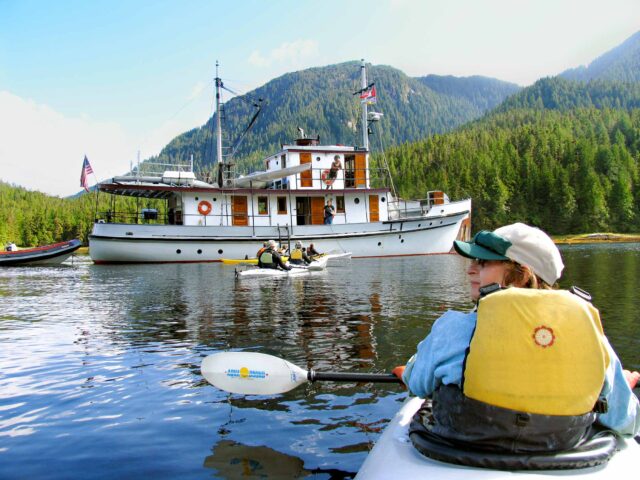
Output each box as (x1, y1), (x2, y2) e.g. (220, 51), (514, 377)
(221, 256), (290, 265)
(221, 253), (332, 265)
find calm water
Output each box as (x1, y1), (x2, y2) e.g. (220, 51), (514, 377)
(1, 244), (639, 479)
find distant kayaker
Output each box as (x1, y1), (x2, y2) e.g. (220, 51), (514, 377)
(256, 241), (268, 259)
(307, 243), (320, 256)
(289, 241), (313, 265)
(395, 222), (640, 452)
(258, 240), (291, 270)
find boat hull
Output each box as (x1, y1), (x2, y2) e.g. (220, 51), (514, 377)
(89, 203), (470, 264)
(0, 239), (82, 266)
(355, 396), (638, 479)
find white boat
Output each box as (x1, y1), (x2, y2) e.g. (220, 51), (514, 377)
(235, 255), (330, 278)
(89, 61), (471, 264)
(356, 396), (639, 479)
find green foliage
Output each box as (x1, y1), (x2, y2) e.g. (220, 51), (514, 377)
(145, 61), (519, 175)
(0, 182), (163, 247)
(384, 107), (640, 233)
(561, 31), (640, 83)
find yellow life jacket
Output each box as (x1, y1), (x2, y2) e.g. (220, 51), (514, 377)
(463, 288), (609, 416)
(290, 248), (303, 261)
(259, 251), (274, 265)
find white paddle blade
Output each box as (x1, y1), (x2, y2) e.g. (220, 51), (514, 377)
(201, 352), (308, 395)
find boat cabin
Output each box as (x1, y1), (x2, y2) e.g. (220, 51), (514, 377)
(98, 138), (392, 228)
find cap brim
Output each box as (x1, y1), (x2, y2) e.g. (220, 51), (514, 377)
(453, 240), (509, 261)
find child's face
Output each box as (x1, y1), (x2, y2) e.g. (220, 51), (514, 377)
(466, 259), (509, 301)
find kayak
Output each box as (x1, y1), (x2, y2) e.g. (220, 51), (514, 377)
(235, 255), (330, 278)
(355, 396), (639, 479)
(223, 252), (351, 266)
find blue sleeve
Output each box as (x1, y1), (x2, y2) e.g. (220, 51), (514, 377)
(402, 310), (476, 398)
(596, 337), (640, 436)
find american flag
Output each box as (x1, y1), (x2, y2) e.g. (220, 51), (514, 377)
(80, 156), (94, 192)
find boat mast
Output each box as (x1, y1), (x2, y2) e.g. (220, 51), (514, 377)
(360, 59), (369, 151)
(215, 60), (223, 167)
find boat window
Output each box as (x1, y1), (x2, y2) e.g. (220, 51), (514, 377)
(281, 154), (286, 169)
(344, 154), (356, 187)
(277, 196), (287, 214)
(258, 196), (269, 215)
(336, 196), (345, 213)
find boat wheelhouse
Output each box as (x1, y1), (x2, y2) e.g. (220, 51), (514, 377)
(89, 61), (471, 264)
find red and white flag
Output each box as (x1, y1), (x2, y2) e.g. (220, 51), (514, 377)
(360, 84), (377, 104)
(80, 155), (94, 192)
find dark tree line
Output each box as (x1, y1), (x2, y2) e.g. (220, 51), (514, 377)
(381, 107), (640, 234)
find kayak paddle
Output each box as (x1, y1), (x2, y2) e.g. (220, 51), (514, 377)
(201, 351), (402, 395)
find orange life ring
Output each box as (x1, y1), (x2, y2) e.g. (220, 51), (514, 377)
(198, 200), (213, 216)
(321, 169), (335, 186)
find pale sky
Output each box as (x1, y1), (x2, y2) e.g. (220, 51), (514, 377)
(1, 0), (638, 197)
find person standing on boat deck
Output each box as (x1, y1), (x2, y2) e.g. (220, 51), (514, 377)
(289, 241), (313, 265)
(258, 240), (291, 270)
(394, 223), (640, 451)
(324, 199), (335, 225)
(327, 155), (342, 188)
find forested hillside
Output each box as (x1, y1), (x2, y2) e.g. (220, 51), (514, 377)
(146, 61), (519, 176)
(561, 30), (640, 83)
(5, 32), (640, 247)
(417, 74), (520, 112)
(496, 77), (640, 112)
(384, 108), (640, 233)
(0, 183), (163, 246)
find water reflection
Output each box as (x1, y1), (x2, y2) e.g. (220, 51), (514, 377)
(1, 246), (637, 479)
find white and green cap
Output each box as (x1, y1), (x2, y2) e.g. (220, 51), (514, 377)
(453, 223), (564, 285)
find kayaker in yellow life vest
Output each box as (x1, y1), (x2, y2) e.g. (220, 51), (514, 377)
(258, 240), (291, 270)
(289, 241), (313, 265)
(395, 223), (640, 452)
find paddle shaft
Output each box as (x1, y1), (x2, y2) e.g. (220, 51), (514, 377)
(308, 370), (403, 384)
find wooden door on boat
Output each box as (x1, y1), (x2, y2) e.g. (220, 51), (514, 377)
(355, 153), (366, 187)
(300, 153), (312, 187)
(369, 194), (379, 222)
(232, 196), (248, 226)
(311, 197), (325, 225)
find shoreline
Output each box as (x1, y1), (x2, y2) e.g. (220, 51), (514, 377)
(14, 234), (640, 255)
(552, 233), (640, 245)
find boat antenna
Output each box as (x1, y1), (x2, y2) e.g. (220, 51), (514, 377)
(215, 60), (223, 167)
(360, 59), (369, 151)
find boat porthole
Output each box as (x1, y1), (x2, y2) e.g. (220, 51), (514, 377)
(213, 198), (217, 202)
(398, 235), (402, 239)
(218, 249), (223, 254)
(316, 157), (321, 162)
(197, 249), (202, 254)
(440, 221), (443, 224)
(381, 197), (386, 202)
(377, 242), (382, 246)
(176, 249), (181, 254)
(429, 222), (432, 226)
(418, 224), (421, 227)
(401, 239), (405, 243)
(195, 197), (199, 201)
(354, 198), (360, 204)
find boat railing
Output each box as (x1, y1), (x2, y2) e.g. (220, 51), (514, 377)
(264, 166), (392, 190)
(387, 192), (449, 220)
(95, 209), (349, 227)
